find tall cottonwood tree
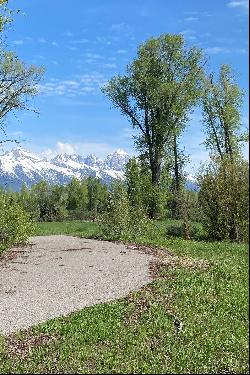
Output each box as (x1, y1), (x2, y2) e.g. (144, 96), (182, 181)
(102, 34), (204, 217)
(202, 64), (245, 160)
(199, 64), (248, 242)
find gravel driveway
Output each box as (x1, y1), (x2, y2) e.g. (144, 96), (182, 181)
(0, 235), (154, 335)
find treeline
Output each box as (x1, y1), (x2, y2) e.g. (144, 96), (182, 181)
(3, 176), (108, 222)
(99, 156), (249, 243)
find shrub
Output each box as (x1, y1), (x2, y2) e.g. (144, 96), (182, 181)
(0, 193), (35, 252)
(166, 221), (206, 240)
(98, 182), (150, 241)
(198, 157), (249, 242)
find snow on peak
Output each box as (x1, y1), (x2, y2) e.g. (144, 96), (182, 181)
(8, 147), (40, 161)
(0, 147), (198, 191)
(83, 154), (103, 168)
(0, 147), (132, 190)
(115, 149), (127, 155)
(105, 150), (130, 171)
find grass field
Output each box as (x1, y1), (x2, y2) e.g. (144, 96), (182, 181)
(0, 220), (248, 374)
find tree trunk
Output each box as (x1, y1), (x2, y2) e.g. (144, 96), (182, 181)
(173, 133), (180, 192)
(149, 153), (161, 219)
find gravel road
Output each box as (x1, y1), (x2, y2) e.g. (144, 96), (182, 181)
(0, 235), (154, 335)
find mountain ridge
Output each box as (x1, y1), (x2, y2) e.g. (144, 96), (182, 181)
(0, 147), (198, 191)
(0, 148), (130, 190)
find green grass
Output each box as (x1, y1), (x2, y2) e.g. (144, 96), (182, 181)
(0, 220), (248, 374)
(34, 220), (99, 237)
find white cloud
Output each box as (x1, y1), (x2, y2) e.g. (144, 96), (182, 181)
(184, 16), (198, 21)
(68, 46), (79, 51)
(85, 53), (103, 59)
(205, 46), (248, 54)
(56, 142), (77, 155)
(110, 23), (134, 39)
(205, 47), (231, 54)
(64, 31), (74, 37)
(71, 38), (89, 44)
(227, 1), (249, 11)
(7, 130), (24, 137)
(179, 29), (195, 35)
(39, 72), (107, 97)
(38, 38), (47, 43)
(184, 11), (212, 17)
(13, 40), (24, 45)
(117, 49), (127, 54)
(42, 142), (131, 159)
(102, 63), (117, 69)
(51, 41), (58, 46)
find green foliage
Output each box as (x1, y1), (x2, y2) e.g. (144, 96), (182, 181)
(103, 34), (205, 217)
(16, 178), (109, 223)
(99, 181), (150, 241)
(0, 51), (44, 132)
(198, 157), (249, 242)
(66, 177), (89, 219)
(34, 220), (98, 238)
(0, 0), (10, 33)
(0, 1), (44, 144)
(167, 189), (204, 239)
(0, 192), (35, 252)
(202, 64), (245, 160)
(86, 176), (108, 221)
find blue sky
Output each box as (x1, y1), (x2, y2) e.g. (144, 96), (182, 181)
(5, 0), (249, 172)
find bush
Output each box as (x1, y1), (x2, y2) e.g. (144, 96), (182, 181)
(98, 182), (150, 241)
(166, 221), (206, 240)
(198, 157), (249, 242)
(0, 194), (35, 252)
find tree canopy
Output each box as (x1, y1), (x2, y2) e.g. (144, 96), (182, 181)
(103, 34), (205, 216)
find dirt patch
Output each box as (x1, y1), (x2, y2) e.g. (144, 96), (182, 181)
(0, 246), (31, 268)
(126, 243), (209, 272)
(6, 332), (58, 359)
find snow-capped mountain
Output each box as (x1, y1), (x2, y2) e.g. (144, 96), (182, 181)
(105, 149), (130, 171)
(0, 148), (127, 191)
(0, 147), (198, 191)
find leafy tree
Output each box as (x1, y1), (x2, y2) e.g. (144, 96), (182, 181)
(0, 1), (44, 144)
(66, 177), (89, 219)
(50, 184), (68, 221)
(19, 183), (40, 220)
(198, 157), (249, 242)
(0, 52), (44, 142)
(103, 34), (204, 217)
(125, 156), (170, 218)
(125, 157), (150, 210)
(202, 64), (245, 161)
(199, 64), (249, 242)
(99, 179), (150, 241)
(86, 176), (108, 221)
(30, 181), (56, 221)
(0, 191), (35, 251)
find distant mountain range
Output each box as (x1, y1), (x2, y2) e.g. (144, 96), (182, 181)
(0, 148), (198, 191)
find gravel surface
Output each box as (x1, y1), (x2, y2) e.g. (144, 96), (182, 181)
(0, 235), (154, 335)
